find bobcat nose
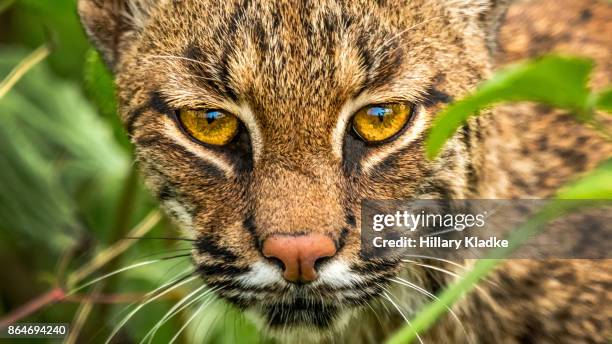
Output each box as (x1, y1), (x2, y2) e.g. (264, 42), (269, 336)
(262, 234), (337, 283)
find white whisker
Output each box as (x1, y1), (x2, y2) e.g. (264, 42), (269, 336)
(402, 258), (491, 292)
(402, 259), (463, 280)
(391, 277), (473, 344)
(70, 258), (185, 294)
(382, 291), (424, 344)
(141, 284), (213, 344)
(168, 293), (219, 344)
(105, 274), (198, 344)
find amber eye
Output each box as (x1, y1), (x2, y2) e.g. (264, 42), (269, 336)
(178, 109), (239, 146)
(352, 103), (414, 143)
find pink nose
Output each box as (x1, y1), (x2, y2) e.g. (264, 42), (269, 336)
(262, 234), (337, 283)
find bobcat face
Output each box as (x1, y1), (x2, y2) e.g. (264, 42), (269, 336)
(79, 0), (508, 336)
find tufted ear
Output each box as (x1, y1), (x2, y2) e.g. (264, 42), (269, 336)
(446, 0), (513, 52)
(78, 0), (159, 70)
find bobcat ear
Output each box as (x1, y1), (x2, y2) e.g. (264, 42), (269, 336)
(447, 0), (513, 52)
(78, 0), (158, 70)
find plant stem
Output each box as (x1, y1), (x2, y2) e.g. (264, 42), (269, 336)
(0, 43), (52, 100)
(64, 284), (102, 344)
(0, 288), (64, 329)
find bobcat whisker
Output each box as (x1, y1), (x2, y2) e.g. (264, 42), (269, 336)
(382, 291), (424, 344)
(199, 308), (224, 343)
(168, 294), (219, 344)
(105, 268), (194, 319)
(132, 248), (192, 261)
(390, 277), (473, 344)
(141, 291), (202, 344)
(141, 284), (216, 344)
(402, 259), (462, 280)
(105, 273), (198, 344)
(70, 255), (190, 294)
(372, 281), (393, 317)
(364, 298), (386, 334)
(122, 236), (196, 242)
(401, 259), (493, 291)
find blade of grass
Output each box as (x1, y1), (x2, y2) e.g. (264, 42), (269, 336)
(386, 159), (612, 344)
(425, 55), (596, 159)
(65, 283), (103, 344)
(0, 44), (52, 100)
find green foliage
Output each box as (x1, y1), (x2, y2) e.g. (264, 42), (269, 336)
(388, 55), (612, 343)
(595, 88), (612, 113)
(0, 48), (129, 250)
(0, 0), (15, 14)
(556, 159), (612, 199)
(83, 50), (117, 120)
(426, 55), (611, 159)
(83, 49), (131, 149)
(386, 158), (612, 344)
(5, 0), (89, 79)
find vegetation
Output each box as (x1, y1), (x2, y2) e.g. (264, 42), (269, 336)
(389, 56), (612, 344)
(0, 1), (609, 344)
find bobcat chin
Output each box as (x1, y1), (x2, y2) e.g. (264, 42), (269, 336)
(79, 0), (612, 342)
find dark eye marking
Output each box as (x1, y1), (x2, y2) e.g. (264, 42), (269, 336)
(126, 91), (173, 136)
(135, 135), (227, 179)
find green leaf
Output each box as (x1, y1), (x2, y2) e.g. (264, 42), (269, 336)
(595, 88), (612, 113)
(426, 55), (594, 159)
(556, 158), (612, 199)
(385, 158), (612, 344)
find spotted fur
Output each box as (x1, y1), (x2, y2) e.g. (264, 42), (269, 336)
(79, 0), (612, 342)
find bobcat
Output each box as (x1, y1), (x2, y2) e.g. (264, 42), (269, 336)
(78, 0), (612, 342)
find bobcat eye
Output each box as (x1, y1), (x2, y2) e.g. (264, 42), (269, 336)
(178, 109), (239, 146)
(351, 102), (414, 143)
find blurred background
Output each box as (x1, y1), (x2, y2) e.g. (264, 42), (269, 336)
(0, 1), (261, 342)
